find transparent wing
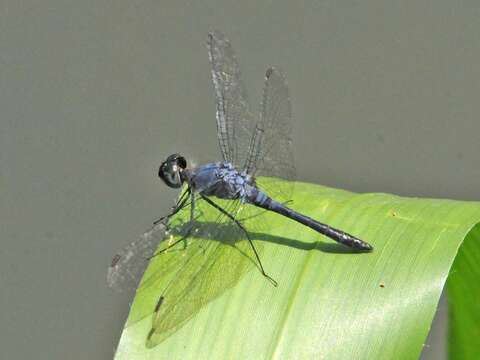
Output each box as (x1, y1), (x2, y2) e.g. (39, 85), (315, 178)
(207, 30), (256, 167)
(122, 196), (268, 347)
(244, 67), (295, 202)
(107, 222), (167, 292)
(107, 187), (193, 292)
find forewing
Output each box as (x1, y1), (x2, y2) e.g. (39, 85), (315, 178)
(207, 31), (256, 166)
(245, 67), (295, 202)
(107, 222), (167, 292)
(107, 187), (192, 292)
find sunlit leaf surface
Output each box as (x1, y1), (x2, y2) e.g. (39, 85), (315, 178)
(114, 179), (480, 359)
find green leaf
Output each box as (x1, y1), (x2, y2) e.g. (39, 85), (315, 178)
(114, 179), (480, 359)
(447, 225), (480, 359)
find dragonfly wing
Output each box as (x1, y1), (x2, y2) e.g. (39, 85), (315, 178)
(107, 222), (167, 292)
(207, 31), (256, 167)
(123, 197), (267, 347)
(107, 187), (192, 292)
(245, 67), (295, 202)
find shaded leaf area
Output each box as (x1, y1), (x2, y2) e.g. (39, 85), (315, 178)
(448, 223), (480, 360)
(114, 179), (480, 359)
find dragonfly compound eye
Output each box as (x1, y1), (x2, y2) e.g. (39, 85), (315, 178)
(158, 154), (186, 188)
(174, 155), (187, 169)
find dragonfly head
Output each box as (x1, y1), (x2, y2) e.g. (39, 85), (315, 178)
(158, 154), (187, 188)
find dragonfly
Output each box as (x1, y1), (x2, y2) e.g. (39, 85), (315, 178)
(108, 30), (373, 347)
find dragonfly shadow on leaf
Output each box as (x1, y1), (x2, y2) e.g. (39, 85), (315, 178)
(252, 232), (369, 254)
(167, 219), (368, 258)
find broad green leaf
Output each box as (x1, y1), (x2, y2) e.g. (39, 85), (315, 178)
(114, 179), (480, 359)
(447, 225), (480, 359)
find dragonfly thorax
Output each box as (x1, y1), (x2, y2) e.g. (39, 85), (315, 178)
(188, 162), (255, 201)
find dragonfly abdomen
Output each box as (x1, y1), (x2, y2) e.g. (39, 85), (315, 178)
(249, 189), (373, 251)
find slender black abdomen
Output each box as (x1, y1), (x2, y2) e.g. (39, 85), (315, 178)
(249, 189), (373, 251)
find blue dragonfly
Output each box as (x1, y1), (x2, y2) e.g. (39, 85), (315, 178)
(108, 31), (372, 346)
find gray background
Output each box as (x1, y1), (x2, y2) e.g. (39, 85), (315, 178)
(1, 1), (477, 359)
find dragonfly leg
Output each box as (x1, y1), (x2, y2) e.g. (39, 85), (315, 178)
(189, 190), (195, 222)
(153, 187), (191, 225)
(182, 190), (197, 250)
(148, 189), (196, 259)
(199, 194), (278, 287)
